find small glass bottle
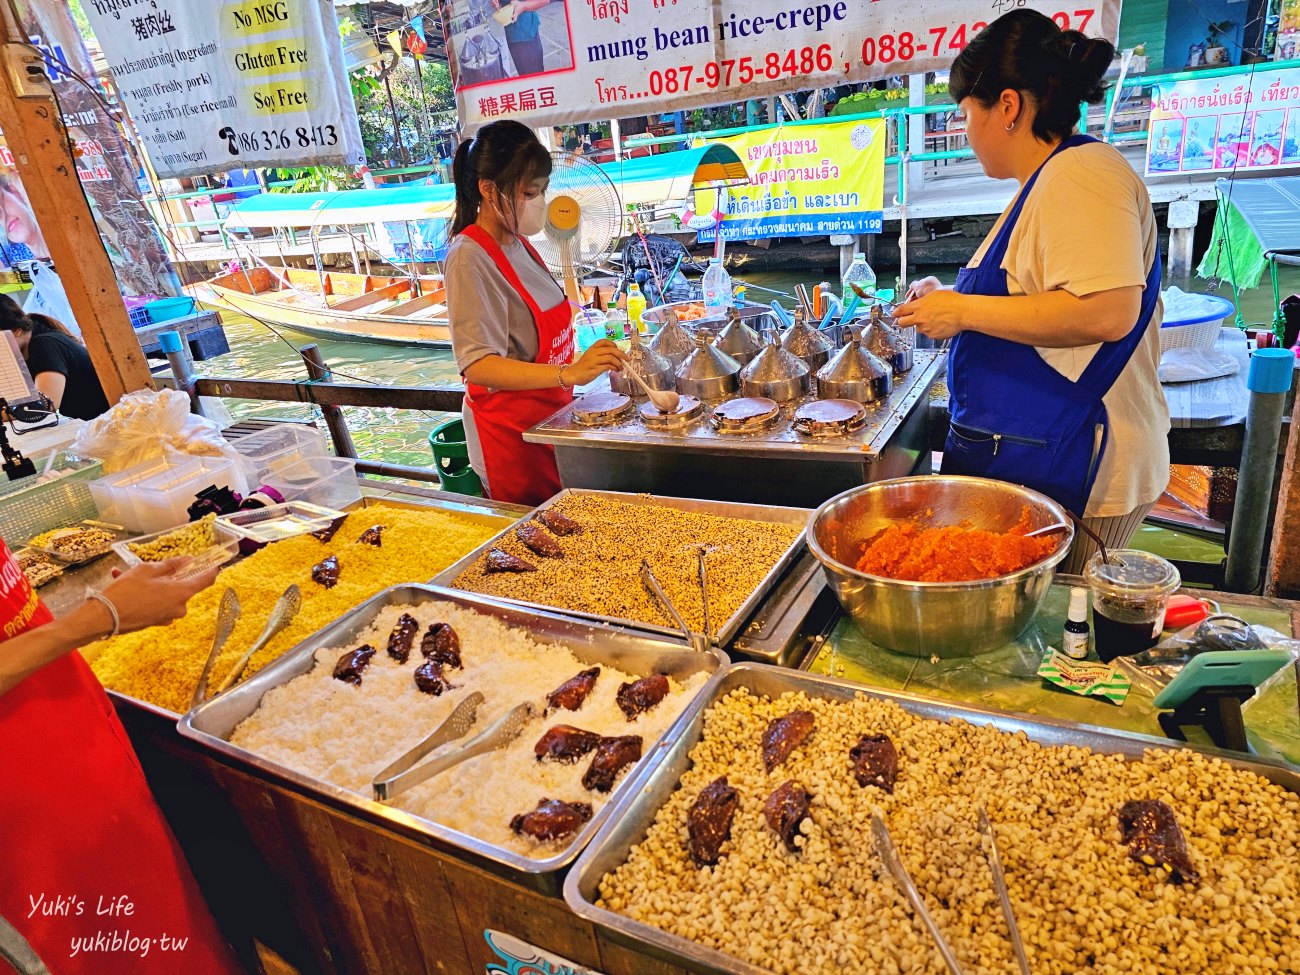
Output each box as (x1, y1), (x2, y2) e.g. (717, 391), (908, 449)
(1063, 586), (1091, 660)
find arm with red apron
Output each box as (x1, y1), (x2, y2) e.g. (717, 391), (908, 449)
(0, 540), (242, 974)
(458, 225), (574, 508)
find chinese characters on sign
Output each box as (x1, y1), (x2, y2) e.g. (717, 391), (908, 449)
(442, 0), (1121, 131)
(81, 0), (364, 179)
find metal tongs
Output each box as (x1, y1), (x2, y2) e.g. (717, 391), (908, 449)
(978, 807), (1032, 975)
(872, 813), (968, 975)
(190, 587), (241, 709)
(640, 559), (709, 653)
(372, 697), (535, 802)
(216, 584), (302, 694)
(873, 811), (1032, 975)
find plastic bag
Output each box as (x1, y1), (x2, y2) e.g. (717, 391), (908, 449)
(72, 388), (240, 473)
(1118, 614), (1300, 696)
(22, 263), (82, 338)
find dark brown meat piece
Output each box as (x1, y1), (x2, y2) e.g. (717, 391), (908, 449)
(616, 674), (670, 720)
(311, 516), (348, 543)
(761, 710), (815, 773)
(485, 547), (536, 573)
(311, 554), (340, 589)
(1118, 799), (1200, 884)
(414, 661), (452, 696)
(538, 508), (582, 536)
(688, 776), (739, 867)
(357, 525), (384, 546)
(516, 522), (563, 559)
(386, 613), (419, 663)
(764, 781), (812, 852)
(850, 733), (899, 792)
(546, 667), (600, 712)
(420, 623), (462, 669)
(581, 735), (643, 793)
(509, 798), (593, 842)
(332, 644), (376, 686)
(534, 725), (603, 763)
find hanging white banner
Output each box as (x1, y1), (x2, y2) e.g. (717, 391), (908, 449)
(83, 0), (365, 179)
(444, 0), (1120, 132)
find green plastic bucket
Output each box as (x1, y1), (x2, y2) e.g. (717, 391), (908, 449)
(428, 419), (483, 497)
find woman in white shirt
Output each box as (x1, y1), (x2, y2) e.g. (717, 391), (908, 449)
(896, 9), (1168, 572)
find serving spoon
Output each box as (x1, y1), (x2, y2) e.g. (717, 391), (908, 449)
(619, 360), (680, 414)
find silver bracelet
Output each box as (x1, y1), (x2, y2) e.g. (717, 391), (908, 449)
(557, 363), (572, 389)
(86, 591), (120, 638)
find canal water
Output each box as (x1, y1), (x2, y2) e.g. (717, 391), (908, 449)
(198, 266), (1300, 469)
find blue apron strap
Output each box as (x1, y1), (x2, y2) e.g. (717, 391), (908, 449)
(1075, 253), (1164, 396)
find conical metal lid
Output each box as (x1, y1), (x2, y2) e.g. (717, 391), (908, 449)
(780, 315), (835, 359)
(741, 331), (810, 384)
(648, 313), (695, 367)
(625, 328), (674, 382)
(817, 327), (892, 387)
(715, 308), (762, 364)
(676, 332), (742, 384)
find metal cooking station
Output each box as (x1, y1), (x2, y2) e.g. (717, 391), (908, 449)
(526, 350), (945, 508)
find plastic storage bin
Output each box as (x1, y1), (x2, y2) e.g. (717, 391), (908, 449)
(262, 456), (360, 510)
(230, 424), (328, 483)
(89, 455), (250, 533)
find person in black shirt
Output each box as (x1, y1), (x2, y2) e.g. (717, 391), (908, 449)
(0, 294), (110, 420)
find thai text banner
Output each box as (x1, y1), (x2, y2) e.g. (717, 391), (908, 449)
(82, 0), (364, 179)
(1146, 64), (1300, 176)
(693, 119), (887, 241)
(446, 0), (1120, 131)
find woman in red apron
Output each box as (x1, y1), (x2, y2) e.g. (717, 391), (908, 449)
(0, 546), (243, 974)
(445, 120), (625, 507)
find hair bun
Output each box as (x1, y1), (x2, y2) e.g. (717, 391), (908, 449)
(1051, 29), (1113, 98)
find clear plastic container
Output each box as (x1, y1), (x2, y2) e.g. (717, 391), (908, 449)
(230, 424), (328, 483)
(841, 252), (877, 304)
(89, 456), (249, 534)
(219, 502), (346, 544)
(262, 456), (361, 510)
(703, 258), (732, 311)
(573, 305), (608, 351)
(1084, 550), (1181, 663)
(113, 519), (242, 576)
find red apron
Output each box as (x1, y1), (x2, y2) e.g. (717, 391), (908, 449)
(460, 224), (573, 507)
(0, 541), (242, 975)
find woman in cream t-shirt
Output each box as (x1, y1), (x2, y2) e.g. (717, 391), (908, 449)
(897, 9), (1169, 572)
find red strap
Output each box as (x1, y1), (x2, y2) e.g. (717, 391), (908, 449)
(460, 225), (561, 323)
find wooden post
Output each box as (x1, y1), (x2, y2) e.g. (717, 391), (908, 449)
(0, 12), (152, 402)
(1266, 390), (1300, 597)
(300, 345), (358, 459)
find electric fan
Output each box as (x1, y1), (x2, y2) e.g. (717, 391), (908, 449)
(529, 151), (622, 304)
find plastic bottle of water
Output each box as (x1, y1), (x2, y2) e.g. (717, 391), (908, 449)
(702, 257), (733, 311)
(605, 300), (628, 342)
(625, 284), (646, 334)
(841, 252), (877, 304)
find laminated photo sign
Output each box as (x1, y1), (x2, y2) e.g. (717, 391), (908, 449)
(82, 0), (365, 178)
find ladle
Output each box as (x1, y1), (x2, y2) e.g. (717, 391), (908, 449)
(620, 360), (679, 413)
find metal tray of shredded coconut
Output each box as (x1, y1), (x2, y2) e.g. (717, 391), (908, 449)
(180, 584), (725, 893)
(430, 488), (809, 649)
(564, 663), (1300, 975)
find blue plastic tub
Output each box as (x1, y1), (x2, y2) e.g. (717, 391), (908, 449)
(143, 296), (197, 324)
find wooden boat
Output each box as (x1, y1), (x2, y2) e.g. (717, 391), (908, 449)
(203, 265), (452, 348)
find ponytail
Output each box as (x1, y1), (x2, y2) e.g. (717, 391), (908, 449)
(950, 9), (1115, 143)
(450, 120), (552, 237)
(27, 312), (82, 344)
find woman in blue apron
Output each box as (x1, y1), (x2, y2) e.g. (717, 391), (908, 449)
(896, 10), (1169, 573)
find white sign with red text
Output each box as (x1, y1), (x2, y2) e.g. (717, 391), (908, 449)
(444, 0), (1120, 132)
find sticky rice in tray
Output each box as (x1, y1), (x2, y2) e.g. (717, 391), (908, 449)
(228, 598), (710, 857)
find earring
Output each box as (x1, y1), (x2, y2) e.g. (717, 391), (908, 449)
(1005, 121), (1017, 132)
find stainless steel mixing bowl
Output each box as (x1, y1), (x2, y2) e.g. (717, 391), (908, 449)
(807, 476), (1074, 657)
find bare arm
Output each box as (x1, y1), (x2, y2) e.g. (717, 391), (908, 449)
(33, 371), (66, 410)
(462, 339), (626, 390)
(0, 560), (218, 697)
(894, 285), (1142, 346)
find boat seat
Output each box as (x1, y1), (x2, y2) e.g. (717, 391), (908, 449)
(329, 282), (411, 312)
